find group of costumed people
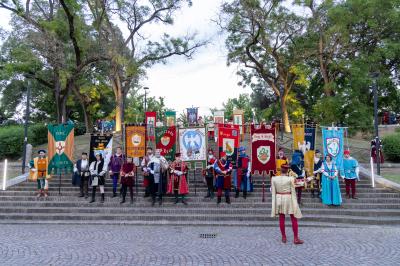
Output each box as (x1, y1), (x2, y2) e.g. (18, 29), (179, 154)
(276, 147), (360, 207)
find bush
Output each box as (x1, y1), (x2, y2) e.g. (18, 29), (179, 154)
(29, 124), (48, 146)
(382, 133), (400, 162)
(0, 126), (25, 159)
(74, 122), (86, 136)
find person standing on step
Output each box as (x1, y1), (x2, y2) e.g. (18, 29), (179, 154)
(290, 150), (305, 205)
(74, 152), (90, 198)
(168, 153), (189, 205)
(147, 149), (168, 206)
(29, 149), (51, 198)
(234, 146), (252, 199)
(311, 150), (323, 199)
(203, 148), (216, 199)
(141, 147), (154, 198)
(89, 153), (107, 203)
(321, 155), (342, 206)
(108, 147), (125, 198)
(276, 148), (289, 176)
(342, 150), (360, 199)
(271, 164), (304, 245)
(120, 157), (135, 204)
(214, 152), (233, 204)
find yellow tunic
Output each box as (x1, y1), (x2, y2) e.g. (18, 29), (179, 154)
(276, 158), (289, 176)
(271, 175), (302, 218)
(29, 157), (51, 181)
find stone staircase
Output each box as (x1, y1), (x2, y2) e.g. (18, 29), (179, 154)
(0, 172), (399, 227)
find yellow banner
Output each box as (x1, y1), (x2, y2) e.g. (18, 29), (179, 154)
(304, 150), (315, 176)
(292, 124), (304, 150)
(125, 126), (146, 158)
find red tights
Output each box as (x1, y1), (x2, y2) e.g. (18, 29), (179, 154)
(279, 214), (298, 239)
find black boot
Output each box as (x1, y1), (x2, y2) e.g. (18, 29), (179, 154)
(182, 196), (187, 205)
(235, 190), (239, 198)
(204, 190), (211, 198)
(120, 196), (126, 204)
(174, 192), (179, 204)
(210, 190), (215, 199)
(226, 196), (231, 204)
(217, 196), (221, 204)
(101, 193), (105, 203)
(112, 192), (117, 198)
(243, 191), (247, 199)
(89, 187), (96, 203)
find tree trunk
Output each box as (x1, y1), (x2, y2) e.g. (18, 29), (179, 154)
(73, 85), (93, 133)
(54, 71), (62, 123)
(282, 95), (291, 133)
(111, 74), (123, 132)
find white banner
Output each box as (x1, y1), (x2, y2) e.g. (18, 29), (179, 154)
(179, 128), (207, 162)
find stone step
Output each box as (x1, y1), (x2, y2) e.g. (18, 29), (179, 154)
(1, 196), (399, 204)
(1, 206), (398, 217)
(0, 213), (398, 225)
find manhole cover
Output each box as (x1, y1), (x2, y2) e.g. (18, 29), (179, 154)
(199, 233), (217, 239)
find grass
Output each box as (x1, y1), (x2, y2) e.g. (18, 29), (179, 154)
(383, 174), (400, 184)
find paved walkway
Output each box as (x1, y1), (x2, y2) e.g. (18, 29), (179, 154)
(0, 225), (399, 265)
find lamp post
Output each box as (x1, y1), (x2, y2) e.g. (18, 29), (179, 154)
(22, 80), (31, 174)
(144, 87), (149, 113)
(279, 85), (284, 140)
(372, 73), (381, 175)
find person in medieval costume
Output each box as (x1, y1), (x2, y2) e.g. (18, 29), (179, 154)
(370, 139), (384, 164)
(311, 150), (323, 199)
(276, 148), (289, 176)
(234, 146), (252, 199)
(342, 150), (360, 199)
(203, 148), (216, 199)
(321, 155), (342, 206)
(73, 152), (90, 198)
(214, 152), (233, 204)
(29, 150), (51, 198)
(147, 149), (169, 206)
(290, 150), (305, 205)
(168, 153), (189, 205)
(271, 164), (304, 245)
(89, 153), (107, 203)
(108, 147), (125, 198)
(120, 157), (135, 204)
(141, 147), (154, 197)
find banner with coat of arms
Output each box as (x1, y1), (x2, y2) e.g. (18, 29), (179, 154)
(187, 108), (198, 126)
(125, 125), (146, 158)
(47, 124), (74, 174)
(165, 111), (176, 127)
(322, 127), (344, 172)
(292, 124), (305, 151)
(218, 125), (239, 166)
(145, 112), (157, 141)
(250, 124), (276, 174)
(156, 126), (177, 162)
(179, 127), (207, 162)
(89, 134), (113, 166)
(304, 126), (316, 176)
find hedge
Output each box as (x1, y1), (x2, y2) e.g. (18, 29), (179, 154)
(382, 133), (400, 162)
(0, 123), (87, 159)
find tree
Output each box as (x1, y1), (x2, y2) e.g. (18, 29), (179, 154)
(87, 0), (206, 131)
(219, 0), (309, 132)
(222, 93), (253, 122)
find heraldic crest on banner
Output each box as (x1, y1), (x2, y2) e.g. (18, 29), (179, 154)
(48, 123), (74, 174)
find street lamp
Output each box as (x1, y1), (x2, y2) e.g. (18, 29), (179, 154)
(144, 87), (149, 113)
(372, 73), (381, 175)
(279, 85), (284, 140)
(22, 80), (31, 174)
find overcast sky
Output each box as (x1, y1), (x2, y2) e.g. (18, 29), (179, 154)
(0, 0), (251, 117)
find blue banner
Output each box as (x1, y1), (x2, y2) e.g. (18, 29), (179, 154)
(322, 128), (344, 172)
(305, 127), (316, 151)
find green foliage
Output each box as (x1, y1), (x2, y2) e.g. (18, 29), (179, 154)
(222, 94), (253, 122)
(74, 122), (86, 136)
(382, 133), (400, 162)
(29, 124), (48, 146)
(0, 126), (25, 159)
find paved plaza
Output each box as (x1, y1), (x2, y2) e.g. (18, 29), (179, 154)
(0, 224), (399, 266)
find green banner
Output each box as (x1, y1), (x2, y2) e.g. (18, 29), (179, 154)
(47, 124), (74, 174)
(155, 126), (177, 162)
(165, 111), (176, 127)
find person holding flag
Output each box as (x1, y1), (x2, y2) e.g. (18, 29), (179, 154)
(321, 155), (342, 206)
(234, 146), (252, 199)
(141, 147), (154, 198)
(147, 149), (169, 206)
(29, 150), (51, 198)
(311, 150), (323, 199)
(214, 152), (233, 204)
(120, 157), (135, 204)
(342, 150), (360, 199)
(203, 148), (216, 199)
(89, 153), (107, 203)
(108, 147), (125, 198)
(276, 148), (289, 176)
(290, 150), (305, 205)
(168, 153), (189, 205)
(271, 164), (304, 245)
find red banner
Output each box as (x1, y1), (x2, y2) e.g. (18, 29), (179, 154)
(218, 125), (239, 165)
(251, 124), (276, 175)
(145, 112), (156, 141)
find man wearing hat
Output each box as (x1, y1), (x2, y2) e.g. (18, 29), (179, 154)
(168, 153), (189, 205)
(342, 150), (360, 199)
(29, 149), (51, 198)
(214, 152), (233, 204)
(271, 164), (304, 245)
(234, 146), (252, 199)
(203, 148), (216, 199)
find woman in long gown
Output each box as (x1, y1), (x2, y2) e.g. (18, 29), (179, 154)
(321, 155), (342, 206)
